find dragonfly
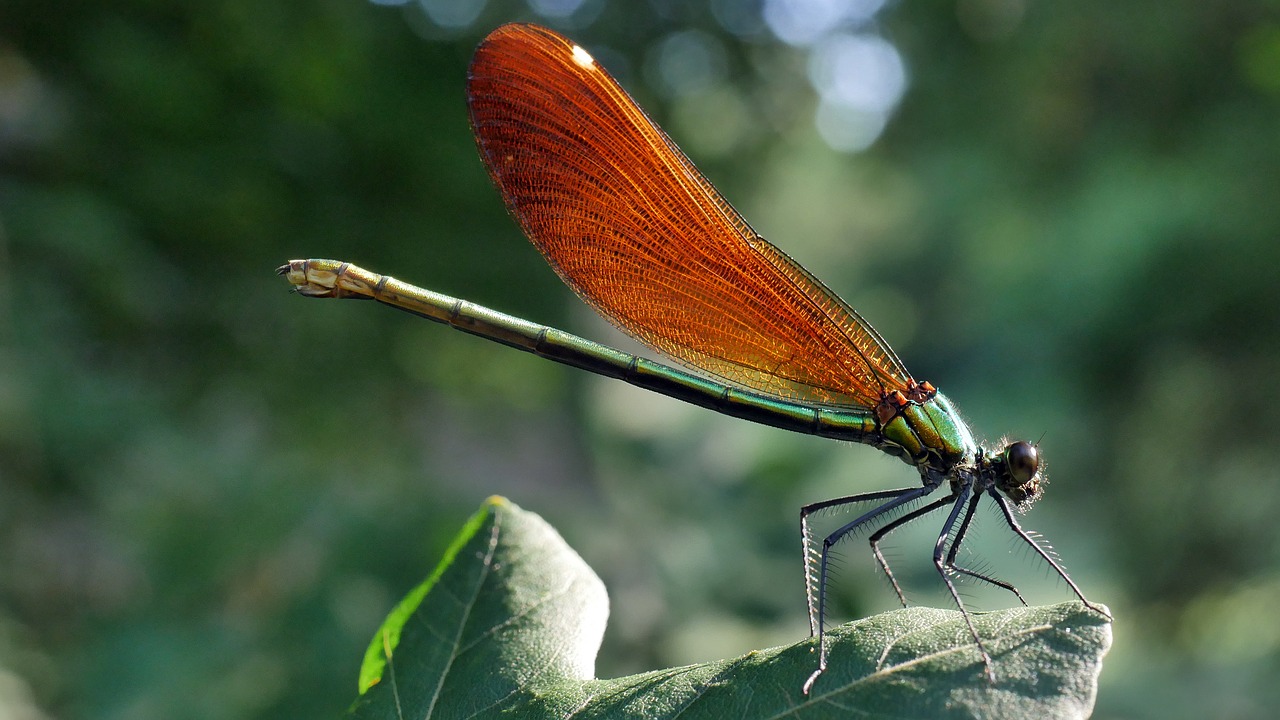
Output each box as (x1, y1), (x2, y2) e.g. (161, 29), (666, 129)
(279, 22), (1107, 692)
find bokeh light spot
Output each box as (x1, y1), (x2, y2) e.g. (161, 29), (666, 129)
(417, 0), (485, 29)
(763, 0), (886, 46)
(529, 0), (587, 19)
(807, 32), (905, 150)
(649, 30), (727, 98)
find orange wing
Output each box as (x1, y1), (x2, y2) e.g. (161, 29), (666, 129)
(466, 23), (911, 408)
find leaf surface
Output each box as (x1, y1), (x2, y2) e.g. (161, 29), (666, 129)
(348, 497), (1111, 719)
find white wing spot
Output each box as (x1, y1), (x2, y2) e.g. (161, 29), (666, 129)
(571, 44), (595, 68)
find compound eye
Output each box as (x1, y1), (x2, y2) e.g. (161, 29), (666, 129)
(1006, 441), (1040, 484)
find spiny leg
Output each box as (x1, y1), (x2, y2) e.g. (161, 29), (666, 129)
(931, 483), (1000, 682)
(986, 489), (1112, 620)
(942, 490), (1028, 606)
(801, 488), (916, 636)
(800, 484), (937, 694)
(808, 486), (935, 639)
(867, 492), (960, 606)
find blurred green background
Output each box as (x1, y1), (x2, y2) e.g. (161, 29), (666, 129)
(3, 0), (1279, 717)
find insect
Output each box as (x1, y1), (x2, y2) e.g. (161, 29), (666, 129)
(280, 22), (1107, 692)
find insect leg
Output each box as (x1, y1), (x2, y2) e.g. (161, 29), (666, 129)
(800, 484), (936, 694)
(986, 489), (1111, 619)
(943, 491), (1028, 605)
(931, 483), (999, 682)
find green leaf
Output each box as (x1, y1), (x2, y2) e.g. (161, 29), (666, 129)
(348, 497), (1112, 719)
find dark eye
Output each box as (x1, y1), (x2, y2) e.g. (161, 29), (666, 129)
(1006, 441), (1039, 484)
